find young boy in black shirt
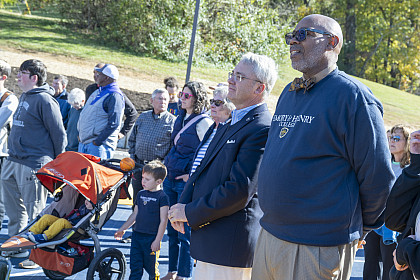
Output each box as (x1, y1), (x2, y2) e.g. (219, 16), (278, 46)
(115, 160), (169, 280)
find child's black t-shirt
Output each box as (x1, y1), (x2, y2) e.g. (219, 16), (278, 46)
(134, 190), (169, 235)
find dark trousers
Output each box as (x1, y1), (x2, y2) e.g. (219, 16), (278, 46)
(0, 157), (5, 226)
(363, 230), (397, 280)
(129, 231), (160, 280)
(131, 167), (144, 209)
(162, 178), (193, 278)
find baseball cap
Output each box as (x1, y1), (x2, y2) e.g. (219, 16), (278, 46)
(94, 64), (119, 80)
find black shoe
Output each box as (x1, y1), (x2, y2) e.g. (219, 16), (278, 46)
(120, 235), (132, 243)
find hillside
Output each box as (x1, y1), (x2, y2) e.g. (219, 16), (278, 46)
(0, 10), (418, 129)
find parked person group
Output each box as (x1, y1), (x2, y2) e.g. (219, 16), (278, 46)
(1, 12), (418, 280)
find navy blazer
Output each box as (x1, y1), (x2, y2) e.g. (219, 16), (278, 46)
(179, 103), (271, 268)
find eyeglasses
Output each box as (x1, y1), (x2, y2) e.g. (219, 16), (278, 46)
(285, 28), (334, 45)
(388, 135), (401, 143)
(17, 70), (31, 76)
(210, 99), (225, 107)
(178, 91), (194, 99)
(228, 71), (260, 83)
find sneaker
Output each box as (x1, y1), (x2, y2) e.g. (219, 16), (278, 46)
(1, 250), (30, 258)
(161, 272), (177, 280)
(28, 233), (47, 243)
(19, 259), (39, 269)
(120, 235), (131, 243)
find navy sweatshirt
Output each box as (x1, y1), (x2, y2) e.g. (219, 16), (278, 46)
(258, 68), (395, 246)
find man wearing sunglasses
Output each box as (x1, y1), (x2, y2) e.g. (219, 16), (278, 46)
(168, 52), (277, 280)
(253, 14), (395, 279)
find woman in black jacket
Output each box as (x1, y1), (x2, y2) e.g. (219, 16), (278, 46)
(385, 130), (420, 279)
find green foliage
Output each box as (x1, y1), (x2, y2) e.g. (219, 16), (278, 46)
(199, 0), (290, 66)
(39, 0), (290, 68)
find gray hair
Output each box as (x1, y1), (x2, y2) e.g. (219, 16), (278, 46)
(54, 74), (68, 87)
(152, 88), (169, 99)
(240, 52), (278, 97)
(213, 86), (235, 112)
(68, 88), (85, 106)
(0, 60), (11, 77)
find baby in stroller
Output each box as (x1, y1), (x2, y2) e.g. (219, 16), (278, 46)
(27, 199), (93, 243)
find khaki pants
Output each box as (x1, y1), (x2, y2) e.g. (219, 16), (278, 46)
(1, 160), (47, 236)
(251, 228), (358, 280)
(193, 260), (252, 280)
(29, 214), (73, 240)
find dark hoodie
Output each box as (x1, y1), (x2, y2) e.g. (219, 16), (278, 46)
(8, 83), (67, 169)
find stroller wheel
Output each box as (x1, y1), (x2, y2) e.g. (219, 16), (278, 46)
(86, 248), (126, 280)
(42, 268), (67, 280)
(0, 262), (8, 280)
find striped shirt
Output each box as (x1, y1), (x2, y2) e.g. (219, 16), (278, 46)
(230, 103), (264, 125)
(190, 127), (218, 175)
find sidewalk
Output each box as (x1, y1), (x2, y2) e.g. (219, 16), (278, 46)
(0, 203), (170, 280)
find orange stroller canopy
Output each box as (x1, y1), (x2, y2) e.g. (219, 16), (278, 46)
(37, 151), (124, 204)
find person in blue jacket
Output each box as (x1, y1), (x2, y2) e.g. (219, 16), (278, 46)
(161, 81), (212, 280)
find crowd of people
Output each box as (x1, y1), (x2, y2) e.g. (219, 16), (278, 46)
(0, 13), (419, 280)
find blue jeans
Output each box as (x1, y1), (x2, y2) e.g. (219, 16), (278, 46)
(163, 178), (193, 278)
(78, 142), (114, 159)
(130, 231), (160, 280)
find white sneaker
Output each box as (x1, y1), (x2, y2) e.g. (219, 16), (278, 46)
(1, 250), (29, 258)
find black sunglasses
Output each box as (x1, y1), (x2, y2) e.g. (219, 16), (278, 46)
(210, 99), (225, 107)
(285, 28), (334, 45)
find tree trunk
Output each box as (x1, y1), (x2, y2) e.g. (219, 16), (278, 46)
(343, 0), (356, 75)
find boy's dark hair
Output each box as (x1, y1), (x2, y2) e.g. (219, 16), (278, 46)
(0, 60), (11, 77)
(142, 160), (167, 181)
(164, 76), (179, 90)
(19, 59), (47, 86)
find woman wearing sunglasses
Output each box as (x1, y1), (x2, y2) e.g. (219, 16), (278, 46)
(364, 124), (411, 280)
(385, 130), (420, 280)
(188, 85), (235, 176)
(162, 81), (212, 280)
(209, 85), (235, 127)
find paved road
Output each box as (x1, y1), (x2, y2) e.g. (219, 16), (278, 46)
(0, 202), (366, 279)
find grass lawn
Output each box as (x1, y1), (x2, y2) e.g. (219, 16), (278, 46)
(0, 9), (418, 129)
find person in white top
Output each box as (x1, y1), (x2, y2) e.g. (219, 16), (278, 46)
(0, 59), (19, 230)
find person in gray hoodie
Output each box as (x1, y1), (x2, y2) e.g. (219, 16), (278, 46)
(0, 59), (66, 248)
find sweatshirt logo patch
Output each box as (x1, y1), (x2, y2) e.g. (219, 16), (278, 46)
(22, 101), (29, 110)
(279, 127), (289, 138)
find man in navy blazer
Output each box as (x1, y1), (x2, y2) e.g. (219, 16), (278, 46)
(168, 52), (278, 279)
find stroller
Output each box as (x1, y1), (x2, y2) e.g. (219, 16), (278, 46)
(0, 151), (137, 279)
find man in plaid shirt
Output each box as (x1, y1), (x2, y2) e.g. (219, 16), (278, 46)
(128, 88), (176, 210)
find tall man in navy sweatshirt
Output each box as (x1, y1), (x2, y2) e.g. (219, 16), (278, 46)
(252, 14), (395, 280)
